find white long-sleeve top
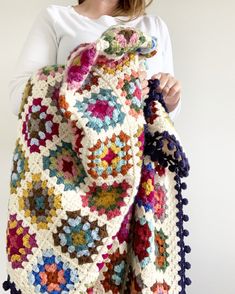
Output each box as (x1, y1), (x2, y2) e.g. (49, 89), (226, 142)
(9, 4), (181, 120)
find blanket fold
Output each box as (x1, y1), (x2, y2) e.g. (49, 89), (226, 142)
(3, 25), (191, 294)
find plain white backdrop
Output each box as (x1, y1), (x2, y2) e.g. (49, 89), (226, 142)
(0, 1), (235, 293)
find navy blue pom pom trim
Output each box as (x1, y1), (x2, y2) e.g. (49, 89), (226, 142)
(144, 78), (192, 292)
(2, 275), (21, 294)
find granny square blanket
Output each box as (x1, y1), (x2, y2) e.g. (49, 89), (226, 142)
(3, 26), (191, 294)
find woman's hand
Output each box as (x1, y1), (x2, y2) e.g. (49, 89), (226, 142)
(151, 72), (181, 112)
(139, 71), (150, 97)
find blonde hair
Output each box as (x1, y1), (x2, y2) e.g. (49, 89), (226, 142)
(78, 0), (153, 21)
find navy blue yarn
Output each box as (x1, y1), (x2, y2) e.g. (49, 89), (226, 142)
(143, 78), (192, 292)
(144, 78), (169, 114)
(2, 275), (21, 294)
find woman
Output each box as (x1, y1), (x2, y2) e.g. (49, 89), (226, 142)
(9, 0), (182, 121)
(4, 1), (188, 293)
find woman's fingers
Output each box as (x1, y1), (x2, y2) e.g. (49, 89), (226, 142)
(158, 73), (170, 90)
(151, 73), (161, 80)
(142, 85), (149, 96)
(165, 81), (181, 103)
(151, 72), (182, 110)
(161, 80), (175, 99)
(152, 72), (171, 96)
(152, 72), (170, 89)
(139, 70), (149, 96)
(139, 70), (147, 81)
(141, 79), (148, 89)
(140, 71), (181, 106)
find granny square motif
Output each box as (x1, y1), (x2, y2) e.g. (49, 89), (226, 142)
(3, 25), (191, 294)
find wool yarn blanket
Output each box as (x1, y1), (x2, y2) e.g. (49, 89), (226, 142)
(3, 25), (191, 294)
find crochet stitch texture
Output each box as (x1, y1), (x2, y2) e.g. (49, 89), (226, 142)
(3, 25), (191, 294)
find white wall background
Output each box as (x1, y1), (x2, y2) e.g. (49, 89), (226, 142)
(0, 1), (235, 293)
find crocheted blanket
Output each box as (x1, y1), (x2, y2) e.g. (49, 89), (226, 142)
(3, 26), (191, 294)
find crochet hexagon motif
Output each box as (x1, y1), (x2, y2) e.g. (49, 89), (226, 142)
(28, 248), (80, 293)
(22, 98), (59, 153)
(6, 214), (37, 269)
(10, 139), (29, 194)
(53, 210), (108, 264)
(18, 173), (62, 230)
(81, 180), (132, 220)
(87, 131), (133, 179)
(101, 248), (128, 293)
(74, 88), (125, 134)
(43, 141), (86, 191)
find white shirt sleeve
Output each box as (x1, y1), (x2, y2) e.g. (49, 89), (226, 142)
(9, 7), (58, 116)
(156, 16), (182, 122)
